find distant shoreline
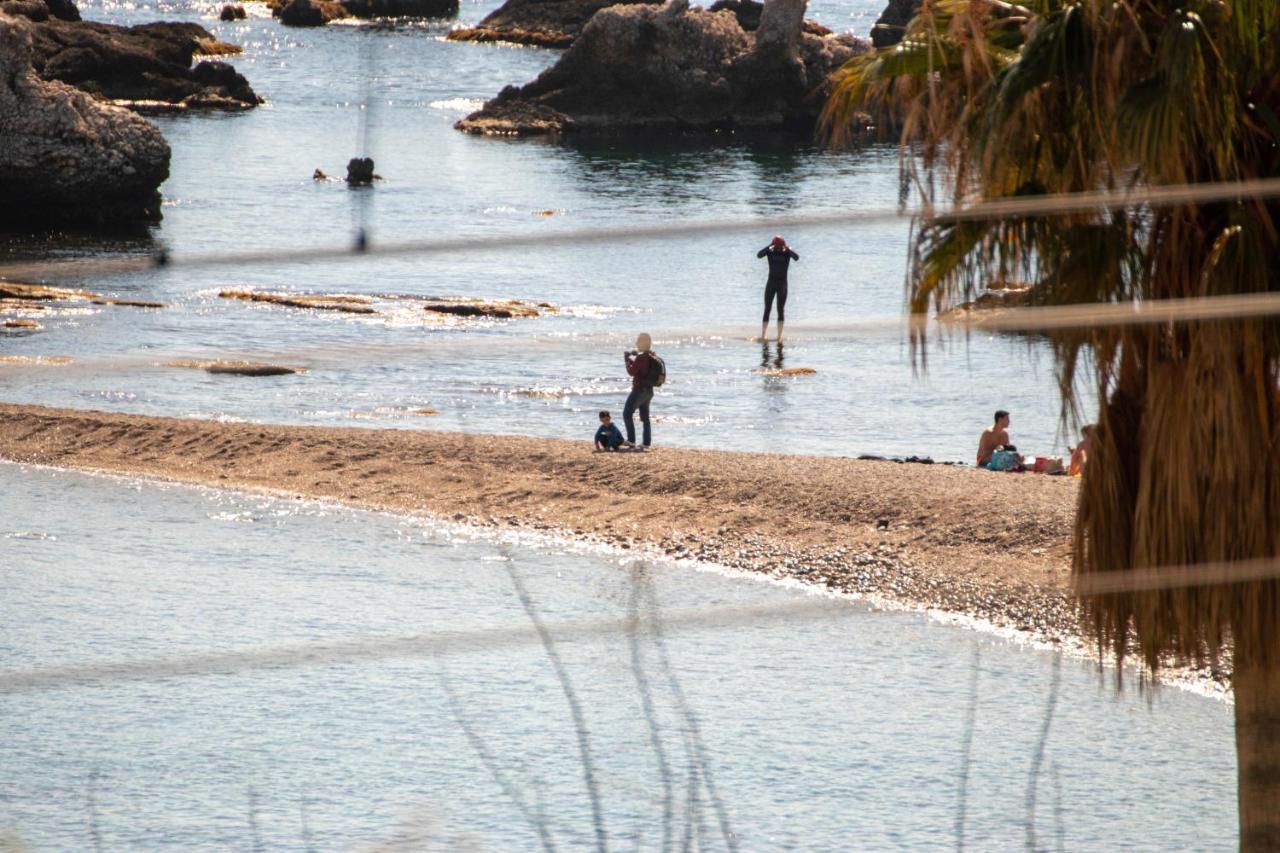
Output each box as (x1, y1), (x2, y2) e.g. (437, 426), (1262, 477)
(0, 402), (1088, 630)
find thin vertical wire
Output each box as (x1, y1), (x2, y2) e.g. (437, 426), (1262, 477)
(954, 642), (981, 852)
(1024, 655), (1063, 851)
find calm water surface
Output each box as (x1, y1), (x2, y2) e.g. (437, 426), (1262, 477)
(0, 465), (1236, 850)
(0, 0), (1089, 462)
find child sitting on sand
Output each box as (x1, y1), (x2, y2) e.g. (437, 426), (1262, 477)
(594, 410), (625, 451)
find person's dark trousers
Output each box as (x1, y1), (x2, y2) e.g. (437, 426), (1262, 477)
(623, 386), (654, 446)
(763, 280), (788, 323)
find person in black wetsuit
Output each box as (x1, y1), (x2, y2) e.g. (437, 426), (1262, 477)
(757, 235), (799, 341)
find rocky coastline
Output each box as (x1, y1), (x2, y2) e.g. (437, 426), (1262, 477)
(5, 1), (259, 111)
(0, 0), (261, 228)
(456, 0), (869, 135)
(0, 15), (171, 227)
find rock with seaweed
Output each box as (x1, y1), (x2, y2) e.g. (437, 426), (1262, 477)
(456, 0), (868, 135)
(0, 15), (171, 227)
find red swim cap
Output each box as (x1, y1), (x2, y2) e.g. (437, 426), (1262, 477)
(771, 235), (785, 246)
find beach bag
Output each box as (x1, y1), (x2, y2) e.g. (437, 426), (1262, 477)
(648, 353), (666, 388)
(989, 449), (1019, 471)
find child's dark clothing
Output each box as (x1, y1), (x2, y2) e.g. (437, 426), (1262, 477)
(595, 422), (625, 450)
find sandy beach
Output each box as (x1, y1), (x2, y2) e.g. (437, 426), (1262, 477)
(0, 403), (1087, 641)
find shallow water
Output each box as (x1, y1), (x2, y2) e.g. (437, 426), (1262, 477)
(0, 0), (1089, 462)
(0, 464), (1236, 849)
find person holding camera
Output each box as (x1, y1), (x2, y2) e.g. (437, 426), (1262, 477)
(623, 332), (665, 449)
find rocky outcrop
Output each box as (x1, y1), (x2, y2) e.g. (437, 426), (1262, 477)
(456, 0), (868, 135)
(272, 0), (457, 27)
(446, 0), (827, 48)
(1, 0), (75, 21)
(0, 15), (170, 227)
(869, 0), (916, 47)
(447, 0), (655, 48)
(937, 283), (1032, 328)
(24, 17), (260, 111)
(708, 0), (828, 35)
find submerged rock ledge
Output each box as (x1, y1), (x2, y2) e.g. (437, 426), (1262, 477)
(220, 289), (554, 320)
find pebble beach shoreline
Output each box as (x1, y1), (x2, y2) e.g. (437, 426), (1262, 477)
(1, 403), (1080, 631)
(2, 403), (1233, 695)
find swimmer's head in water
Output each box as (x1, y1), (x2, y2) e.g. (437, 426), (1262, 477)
(771, 235), (786, 247)
(635, 333), (652, 352)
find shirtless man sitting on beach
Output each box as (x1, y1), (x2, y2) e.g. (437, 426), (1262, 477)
(977, 410), (1011, 468)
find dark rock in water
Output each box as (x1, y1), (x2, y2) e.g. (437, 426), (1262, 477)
(937, 284), (1033, 332)
(2, 2), (50, 22)
(24, 18), (261, 110)
(446, 0), (826, 49)
(456, 0), (869, 135)
(1, 0), (78, 21)
(869, 0), (916, 47)
(341, 0), (456, 17)
(219, 4), (246, 20)
(346, 157), (375, 186)
(190, 59), (258, 105)
(44, 0), (77, 19)
(447, 0), (654, 48)
(278, 0), (346, 26)
(707, 0), (829, 35)
(0, 16), (170, 228)
(275, 0), (456, 26)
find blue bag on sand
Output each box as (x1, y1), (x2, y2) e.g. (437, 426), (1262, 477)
(989, 449), (1019, 471)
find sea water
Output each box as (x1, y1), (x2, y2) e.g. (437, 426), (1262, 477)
(0, 464), (1237, 850)
(0, 0), (1088, 463)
